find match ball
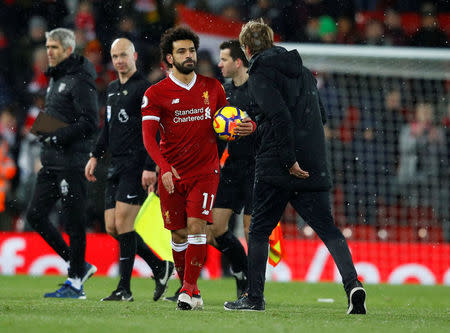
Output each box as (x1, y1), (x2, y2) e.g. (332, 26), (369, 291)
(213, 106), (248, 141)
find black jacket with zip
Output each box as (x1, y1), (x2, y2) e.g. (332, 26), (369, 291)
(247, 46), (332, 191)
(41, 53), (98, 170)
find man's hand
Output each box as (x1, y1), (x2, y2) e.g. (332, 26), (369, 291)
(289, 161), (309, 179)
(84, 157), (97, 182)
(142, 170), (157, 193)
(235, 117), (256, 137)
(161, 166), (180, 194)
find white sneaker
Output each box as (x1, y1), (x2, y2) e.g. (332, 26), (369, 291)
(177, 291), (195, 310)
(192, 294), (204, 310)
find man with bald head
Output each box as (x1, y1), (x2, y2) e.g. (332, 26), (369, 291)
(85, 38), (173, 302)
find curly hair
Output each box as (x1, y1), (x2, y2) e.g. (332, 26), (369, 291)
(160, 26), (200, 67)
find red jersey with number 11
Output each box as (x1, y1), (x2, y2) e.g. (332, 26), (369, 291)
(142, 72), (227, 179)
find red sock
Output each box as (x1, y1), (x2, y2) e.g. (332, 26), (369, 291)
(171, 241), (187, 284)
(182, 234), (207, 294)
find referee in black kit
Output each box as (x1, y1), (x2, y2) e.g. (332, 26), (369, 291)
(85, 38), (173, 302)
(224, 20), (366, 314)
(213, 40), (256, 296)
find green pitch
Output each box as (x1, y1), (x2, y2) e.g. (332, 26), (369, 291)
(0, 275), (449, 333)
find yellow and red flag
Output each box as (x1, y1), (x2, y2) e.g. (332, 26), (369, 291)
(135, 192), (173, 262)
(268, 222), (285, 267)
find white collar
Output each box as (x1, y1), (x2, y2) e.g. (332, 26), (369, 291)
(169, 72), (197, 91)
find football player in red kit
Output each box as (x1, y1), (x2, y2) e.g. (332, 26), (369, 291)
(141, 27), (254, 310)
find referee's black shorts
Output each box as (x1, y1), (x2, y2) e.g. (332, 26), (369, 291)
(105, 163), (147, 210)
(214, 159), (255, 215)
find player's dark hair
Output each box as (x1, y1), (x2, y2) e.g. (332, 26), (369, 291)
(219, 39), (249, 67)
(160, 26), (200, 67)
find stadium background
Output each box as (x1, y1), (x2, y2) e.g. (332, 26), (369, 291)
(0, 0), (448, 285)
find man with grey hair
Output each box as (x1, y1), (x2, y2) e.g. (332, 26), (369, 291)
(26, 27), (98, 299)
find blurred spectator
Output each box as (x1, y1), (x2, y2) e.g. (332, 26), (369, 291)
(75, 1), (96, 41)
(15, 92), (42, 219)
(336, 16), (360, 44)
(363, 19), (385, 45)
(196, 49), (220, 79)
(396, 103), (448, 232)
(383, 8), (408, 46)
(220, 4), (242, 22)
(0, 106), (17, 147)
(27, 46), (49, 94)
(249, 0), (281, 27)
(0, 126), (17, 229)
(84, 39), (115, 96)
(411, 2), (448, 48)
(318, 15), (337, 43)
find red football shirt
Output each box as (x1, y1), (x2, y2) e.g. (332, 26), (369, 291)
(142, 72), (227, 179)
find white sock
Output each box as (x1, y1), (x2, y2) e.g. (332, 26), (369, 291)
(67, 277), (82, 290)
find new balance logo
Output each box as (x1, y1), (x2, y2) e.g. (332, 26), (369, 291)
(172, 98), (179, 104)
(201, 210), (210, 215)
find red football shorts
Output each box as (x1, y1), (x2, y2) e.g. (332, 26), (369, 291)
(158, 172), (220, 230)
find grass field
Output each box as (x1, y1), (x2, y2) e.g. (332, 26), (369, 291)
(0, 275), (449, 333)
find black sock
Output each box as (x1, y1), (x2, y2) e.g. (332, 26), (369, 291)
(135, 232), (163, 273)
(117, 231), (136, 293)
(215, 230), (248, 275)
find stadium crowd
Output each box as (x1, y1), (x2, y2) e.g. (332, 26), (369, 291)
(0, 0), (448, 241)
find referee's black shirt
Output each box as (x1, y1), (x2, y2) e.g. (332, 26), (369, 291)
(223, 80), (257, 161)
(92, 71), (155, 175)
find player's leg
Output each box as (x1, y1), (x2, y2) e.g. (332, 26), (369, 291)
(177, 217), (207, 310)
(210, 208), (248, 297)
(26, 168), (70, 263)
(291, 191), (366, 314)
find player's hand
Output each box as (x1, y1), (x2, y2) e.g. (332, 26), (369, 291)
(289, 161), (309, 179)
(236, 117), (256, 137)
(142, 170), (157, 193)
(84, 157), (97, 182)
(161, 166), (180, 194)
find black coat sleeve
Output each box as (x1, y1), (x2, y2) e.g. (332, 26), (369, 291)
(54, 77), (98, 145)
(249, 72), (296, 169)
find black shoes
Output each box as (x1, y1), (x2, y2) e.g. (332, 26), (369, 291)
(224, 294), (265, 312)
(164, 286), (181, 302)
(101, 289), (134, 302)
(232, 271), (248, 298)
(153, 261), (175, 301)
(346, 281), (367, 315)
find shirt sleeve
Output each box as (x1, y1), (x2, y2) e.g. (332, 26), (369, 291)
(141, 87), (171, 175)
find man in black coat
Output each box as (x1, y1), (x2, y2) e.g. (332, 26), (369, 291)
(26, 28), (98, 299)
(224, 20), (366, 314)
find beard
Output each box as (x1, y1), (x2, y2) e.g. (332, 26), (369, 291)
(173, 58), (196, 74)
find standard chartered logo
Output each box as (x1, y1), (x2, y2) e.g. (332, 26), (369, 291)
(173, 107), (207, 123)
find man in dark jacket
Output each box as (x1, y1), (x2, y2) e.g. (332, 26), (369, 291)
(224, 20), (366, 314)
(26, 28), (98, 299)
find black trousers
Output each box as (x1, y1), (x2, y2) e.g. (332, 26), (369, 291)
(26, 167), (87, 279)
(248, 181), (358, 303)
